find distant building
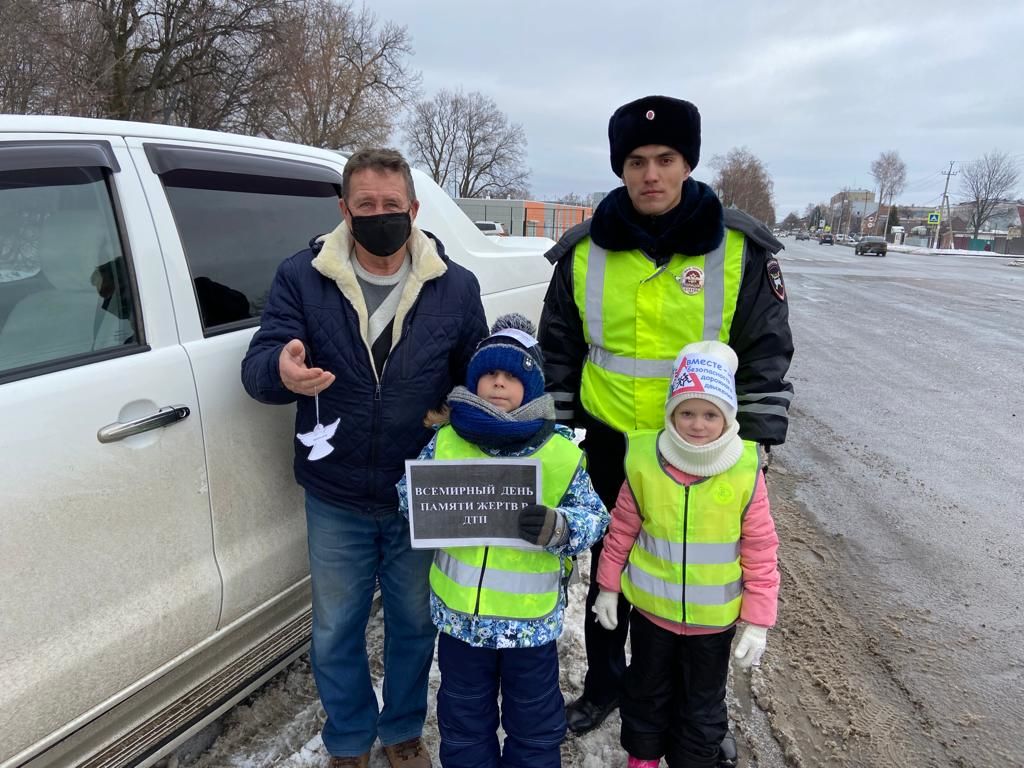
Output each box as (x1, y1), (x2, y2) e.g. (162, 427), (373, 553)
(828, 189), (875, 234)
(456, 198), (592, 240)
(948, 199), (1021, 233)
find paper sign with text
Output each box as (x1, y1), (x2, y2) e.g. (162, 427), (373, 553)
(405, 458), (542, 549)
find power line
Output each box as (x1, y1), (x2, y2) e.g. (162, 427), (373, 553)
(900, 171), (945, 192)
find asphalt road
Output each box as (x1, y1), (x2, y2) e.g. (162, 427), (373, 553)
(774, 238), (1024, 765)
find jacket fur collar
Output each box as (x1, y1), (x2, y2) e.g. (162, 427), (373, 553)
(312, 221), (448, 349)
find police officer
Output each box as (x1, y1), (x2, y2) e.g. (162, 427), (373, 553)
(538, 95), (793, 765)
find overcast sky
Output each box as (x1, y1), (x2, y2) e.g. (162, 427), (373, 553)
(372, 0), (1024, 217)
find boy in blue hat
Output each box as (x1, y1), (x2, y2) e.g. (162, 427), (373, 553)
(398, 313), (608, 768)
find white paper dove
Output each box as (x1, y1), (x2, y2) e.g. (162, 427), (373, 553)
(297, 417), (340, 461)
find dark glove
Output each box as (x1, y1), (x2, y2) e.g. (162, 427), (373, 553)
(517, 504), (567, 547)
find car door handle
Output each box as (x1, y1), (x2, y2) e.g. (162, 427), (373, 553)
(97, 405), (191, 444)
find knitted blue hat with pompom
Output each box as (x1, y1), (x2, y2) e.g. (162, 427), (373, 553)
(465, 313), (546, 405)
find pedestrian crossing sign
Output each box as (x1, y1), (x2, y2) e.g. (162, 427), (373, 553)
(928, 212), (941, 224)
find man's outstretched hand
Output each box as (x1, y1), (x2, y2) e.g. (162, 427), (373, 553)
(279, 339), (335, 396)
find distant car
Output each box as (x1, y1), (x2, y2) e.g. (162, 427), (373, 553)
(855, 235), (888, 256)
(795, 231), (810, 241)
(819, 234), (834, 245)
(474, 220), (507, 236)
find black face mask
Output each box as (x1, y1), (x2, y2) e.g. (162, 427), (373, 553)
(349, 211), (412, 257)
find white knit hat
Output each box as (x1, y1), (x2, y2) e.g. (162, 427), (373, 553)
(665, 341), (739, 426)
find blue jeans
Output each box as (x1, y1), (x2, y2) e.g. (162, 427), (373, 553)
(305, 492), (436, 757)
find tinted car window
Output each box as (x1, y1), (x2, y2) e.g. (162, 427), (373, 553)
(160, 168), (342, 333)
(0, 166), (138, 380)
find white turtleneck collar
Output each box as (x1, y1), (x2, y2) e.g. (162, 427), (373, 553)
(657, 418), (744, 477)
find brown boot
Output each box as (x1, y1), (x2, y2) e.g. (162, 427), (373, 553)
(327, 753), (369, 768)
(383, 737), (431, 768)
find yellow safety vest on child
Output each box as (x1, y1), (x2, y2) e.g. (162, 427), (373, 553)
(621, 429), (759, 628)
(429, 425), (582, 620)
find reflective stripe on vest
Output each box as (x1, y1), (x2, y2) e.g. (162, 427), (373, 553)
(572, 231), (746, 431)
(620, 430), (759, 628)
(428, 426), (582, 620)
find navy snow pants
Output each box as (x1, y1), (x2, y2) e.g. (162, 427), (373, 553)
(436, 632), (566, 768)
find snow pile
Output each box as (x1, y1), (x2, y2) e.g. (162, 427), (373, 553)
(181, 553), (628, 767)
(888, 244), (1008, 258)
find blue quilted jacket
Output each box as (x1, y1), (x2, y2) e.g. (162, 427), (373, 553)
(241, 224), (488, 512)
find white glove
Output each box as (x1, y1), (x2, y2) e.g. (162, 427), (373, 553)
(733, 625), (768, 670)
(592, 589), (620, 630)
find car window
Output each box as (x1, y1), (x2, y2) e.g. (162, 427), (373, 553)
(159, 167), (342, 334)
(475, 222), (495, 232)
(0, 165), (139, 380)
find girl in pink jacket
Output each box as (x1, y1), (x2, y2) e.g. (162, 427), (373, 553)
(594, 340), (780, 768)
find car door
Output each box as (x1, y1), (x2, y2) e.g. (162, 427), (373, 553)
(126, 138), (347, 625)
(0, 136), (221, 765)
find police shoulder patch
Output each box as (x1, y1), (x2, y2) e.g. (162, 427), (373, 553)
(766, 257), (786, 301)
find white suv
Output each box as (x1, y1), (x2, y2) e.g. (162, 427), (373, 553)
(0, 115), (553, 768)
(474, 220), (507, 236)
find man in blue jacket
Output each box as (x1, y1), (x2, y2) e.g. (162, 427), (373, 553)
(242, 148), (487, 768)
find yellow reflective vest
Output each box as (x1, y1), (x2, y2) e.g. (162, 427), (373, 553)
(621, 430), (759, 628)
(428, 426), (582, 620)
(571, 231), (746, 432)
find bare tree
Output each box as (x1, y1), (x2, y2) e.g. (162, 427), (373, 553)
(553, 192), (589, 206)
(456, 92), (529, 198)
(0, 0), (48, 113)
(1, 0), (418, 140)
(709, 147), (775, 226)
(1, 0), (284, 123)
(403, 89), (462, 189)
(405, 89), (530, 198)
(60, 0), (282, 122)
(268, 0), (419, 148)
(781, 211), (800, 230)
(152, 2), (285, 131)
(802, 203), (827, 230)
(959, 150), (1021, 238)
(870, 150), (906, 232)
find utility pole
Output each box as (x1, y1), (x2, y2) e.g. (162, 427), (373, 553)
(933, 161), (957, 249)
(874, 185), (884, 235)
(842, 188), (850, 236)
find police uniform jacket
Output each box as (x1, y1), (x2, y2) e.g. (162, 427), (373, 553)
(538, 181), (793, 502)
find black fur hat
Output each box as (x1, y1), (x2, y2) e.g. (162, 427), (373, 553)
(608, 95), (701, 176)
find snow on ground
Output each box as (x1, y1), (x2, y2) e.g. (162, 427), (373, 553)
(0, 267), (40, 282)
(886, 243), (1014, 258)
(180, 553), (628, 768)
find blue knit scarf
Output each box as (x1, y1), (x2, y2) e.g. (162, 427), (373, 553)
(447, 386), (556, 450)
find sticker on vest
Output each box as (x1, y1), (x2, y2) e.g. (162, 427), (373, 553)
(677, 266), (704, 295)
(766, 258), (786, 301)
(713, 482), (736, 504)
(296, 390), (339, 461)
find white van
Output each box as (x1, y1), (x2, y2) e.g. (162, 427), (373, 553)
(0, 115), (554, 768)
